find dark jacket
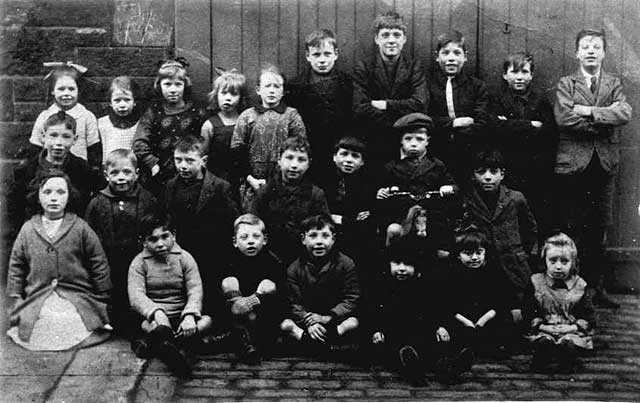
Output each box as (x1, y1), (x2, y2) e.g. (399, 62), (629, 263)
(459, 185), (538, 295)
(286, 68), (353, 172)
(286, 251), (360, 325)
(7, 150), (99, 236)
(353, 53), (427, 157)
(427, 69), (489, 164)
(323, 167), (377, 226)
(251, 175), (330, 264)
(554, 70), (631, 175)
(488, 82), (556, 190)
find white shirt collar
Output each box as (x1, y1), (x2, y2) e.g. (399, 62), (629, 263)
(47, 103), (85, 119)
(580, 67), (600, 84)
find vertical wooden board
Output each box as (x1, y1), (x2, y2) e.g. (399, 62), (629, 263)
(354, 0), (376, 63)
(298, 0), (318, 73)
(431, 0), (453, 68)
(211, 0), (242, 73)
(508, 0), (528, 54)
(318, 0), (337, 33)
(175, 0), (211, 104)
(479, 0), (510, 86)
(561, 0), (584, 75)
(451, 0), (480, 77)
(259, 0), (279, 68)
(413, 0), (434, 72)
(394, 0), (414, 58)
(583, 0), (604, 28)
(526, 0), (565, 93)
(278, 0), (299, 78)
(241, 0), (261, 101)
(335, 0), (357, 72)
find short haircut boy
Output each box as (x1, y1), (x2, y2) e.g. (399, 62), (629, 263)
(233, 213), (266, 235)
(140, 212), (173, 240)
(174, 135), (206, 156)
(280, 136), (311, 158)
(372, 11), (407, 33)
(472, 148), (506, 170)
(44, 110), (77, 133)
(300, 214), (335, 235)
(503, 52), (534, 74)
(435, 30), (467, 52)
(334, 136), (366, 156)
(575, 28), (606, 51)
(105, 148), (138, 170)
(305, 29), (337, 51)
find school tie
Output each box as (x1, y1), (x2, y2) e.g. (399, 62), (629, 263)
(446, 77), (456, 118)
(590, 76), (597, 94)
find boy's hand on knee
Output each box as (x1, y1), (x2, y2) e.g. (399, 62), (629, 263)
(372, 331), (385, 344)
(308, 323), (327, 342)
(178, 315), (197, 338)
(153, 310), (170, 327)
(303, 312), (331, 327)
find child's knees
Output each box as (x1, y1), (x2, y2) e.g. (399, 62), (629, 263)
(197, 315), (213, 333)
(221, 277), (240, 294)
(386, 223), (403, 246)
(257, 279), (276, 295)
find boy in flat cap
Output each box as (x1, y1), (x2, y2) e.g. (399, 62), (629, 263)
(376, 113), (457, 252)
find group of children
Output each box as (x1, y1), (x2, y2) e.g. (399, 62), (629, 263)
(6, 10), (631, 384)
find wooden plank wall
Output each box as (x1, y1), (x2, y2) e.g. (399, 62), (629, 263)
(176, 0), (639, 251)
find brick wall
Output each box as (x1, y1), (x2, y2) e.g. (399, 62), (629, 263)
(0, 0), (175, 278)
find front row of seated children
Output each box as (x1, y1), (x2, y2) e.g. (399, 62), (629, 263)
(7, 112), (595, 383)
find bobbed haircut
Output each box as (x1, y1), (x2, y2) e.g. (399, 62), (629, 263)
(174, 135), (206, 157)
(503, 52), (534, 74)
(233, 213), (266, 235)
(44, 110), (76, 133)
(453, 226), (491, 256)
(300, 214), (336, 234)
(108, 76), (140, 101)
(436, 30), (467, 53)
(575, 28), (606, 51)
(373, 11), (407, 34)
(154, 59), (192, 99)
(305, 29), (338, 51)
(386, 237), (422, 271)
(104, 148), (138, 170)
(33, 169), (81, 215)
(140, 212), (174, 239)
(334, 136), (366, 157)
(541, 232), (579, 275)
(279, 136), (311, 159)
(207, 69), (248, 112)
(472, 148), (506, 170)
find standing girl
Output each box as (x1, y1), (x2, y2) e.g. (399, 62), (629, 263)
(231, 64), (306, 210)
(30, 62), (101, 173)
(98, 76), (141, 162)
(526, 232), (595, 372)
(6, 171), (112, 350)
(133, 58), (207, 193)
(201, 69), (248, 183)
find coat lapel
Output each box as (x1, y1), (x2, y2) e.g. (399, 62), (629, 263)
(595, 72), (616, 106)
(195, 171), (215, 213)
(373, 55), (393, 96)
(492, 186), (511, 221)
(468, 188), (492, 225)
(390, 55), (409, 97)
(571, 71), (596, 105)
(32, 213), (77, 245)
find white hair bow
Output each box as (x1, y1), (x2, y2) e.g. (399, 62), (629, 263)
(43, 61), (88, 80)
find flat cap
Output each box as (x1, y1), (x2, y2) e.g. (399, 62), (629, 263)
(392, 112), (433, 132)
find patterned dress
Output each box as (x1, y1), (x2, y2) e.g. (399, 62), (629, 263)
(526, 273), (594, 350)
(230, 103), (306, 210)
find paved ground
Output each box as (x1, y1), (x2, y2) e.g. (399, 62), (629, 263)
(1, 294), (639, 402)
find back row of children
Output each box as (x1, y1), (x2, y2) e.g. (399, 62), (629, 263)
(6, 10), (629, 382)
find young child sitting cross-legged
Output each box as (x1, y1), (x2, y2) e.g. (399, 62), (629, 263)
(128, 213), (212, 376)
(221, 214), (286, 365)
(370, 239), (452, 385)
(281, 215), (360, 355)
(525, 232), (595, 373)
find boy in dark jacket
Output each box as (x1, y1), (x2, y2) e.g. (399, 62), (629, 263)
(280, 215), (360, 353)
(353, 11), (428, 167)
(322, 137), (376, 269)
(488, 52), (556, 239)
(251, 137), (330, 265)
(427, 30), (489, 185)
(370, 240), (452, 384)
(7, 111), (100, 237)
(221, 213), (286, 364)
(85, 149), (158, 334)
(459, 149), (537, 308)
(376, 113), (456, 253)
(164, 135), (239, 319)
(286, 29), (353, 183)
